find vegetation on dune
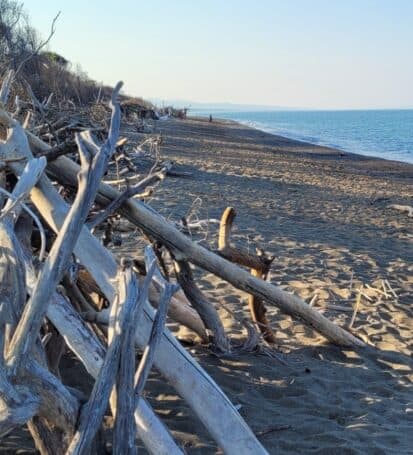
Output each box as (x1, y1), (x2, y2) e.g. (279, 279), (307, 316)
(0, 0), (153, 108)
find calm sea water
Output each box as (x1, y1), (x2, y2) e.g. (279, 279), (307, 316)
(192, 109), (413, 164)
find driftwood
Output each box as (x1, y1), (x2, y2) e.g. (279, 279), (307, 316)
(45, 156), (363, 347)
(173, 257), (230, 351)
(388, 204), (413, 217)
(218, 207), (276, 343)
(66, 264), (141, 455)
(0, 72), (370, 454)
(135, 248), (178, 397)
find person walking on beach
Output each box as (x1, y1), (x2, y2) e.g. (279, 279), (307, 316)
(209, 114), (213, 122)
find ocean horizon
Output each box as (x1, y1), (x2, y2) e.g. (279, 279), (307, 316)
(191, 109), (413, 164)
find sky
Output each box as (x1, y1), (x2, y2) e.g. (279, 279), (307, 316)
(22, 0), (413, 109)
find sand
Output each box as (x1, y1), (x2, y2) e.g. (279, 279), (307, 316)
(4, 117), (412, 454)
(127, 118), (413, 454)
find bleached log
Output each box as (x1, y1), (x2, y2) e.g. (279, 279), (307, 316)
(113, 325), (138, 455)
(112, 264), (146, 455)
(0, 156), (47, 262)
(66, 265), (139, 455)
(1, 122), (206, 343)
(0, 223), (79, 442)
(47, 294), (183, 455)
(7, 125), (119, 372)
(91, 301), (267, 453)
(0, 157), (46, 221)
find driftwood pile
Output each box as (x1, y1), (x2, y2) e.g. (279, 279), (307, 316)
(0, 70), (366, 454)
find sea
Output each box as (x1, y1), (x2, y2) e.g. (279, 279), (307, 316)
(191, 109), (413, 164)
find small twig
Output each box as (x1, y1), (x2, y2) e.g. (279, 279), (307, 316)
(14, 12), (61, 78)
(365, 284), (389, 299)
(88, 163), (169, 230)
(384, 279), (398, 300)
(348, 289), (362, 329)
(308, 292), (318, 307)
(255, 425), (291, 437)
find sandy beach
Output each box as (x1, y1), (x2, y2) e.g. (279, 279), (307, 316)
(4, 117), (412, 454)
(123, 117), (412, 454)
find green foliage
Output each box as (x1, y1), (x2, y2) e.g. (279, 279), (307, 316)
(41, 51), (68, 67)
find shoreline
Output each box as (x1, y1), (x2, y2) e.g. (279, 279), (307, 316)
(188, 114), (413, 166)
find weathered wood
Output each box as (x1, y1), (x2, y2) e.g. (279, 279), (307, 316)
(113, 326), (138, 455)
(94, 300), (267, 454)
(41, 147), (364, 347)
(147, 283), (208, 342)
(142, 251), (208, 342)
(248, 266), (276, 343)
(15, 163), (269, 452)
(0, 159), (46, 352)
(81, 174), (364, 347)
(66, 264), (140, 455)
(172, 258), (230, 352)
(0, 385), (39, 438)
(218, 207), (273, 271)
(24, 359), (79, 435)
(18, 241), (180, 454)
(0, 223), (26, 348)
(0, 157), (46, 222)
(112, 264), (145, 455)
(88, 161), (170, 230)
(6, 83), (122, 372)
(27, 417), (66, 455)
(35, 139), (77, 162)
(0, 89), (180, 452)
(135, 248), (177, 398)
(218, 207), (276, 342)
(46, 291), (183, 455)
(1, 110), (198, 345)
(1, 104), (268, 453)
(44, 325), (65, 378)
(0, 222), (79, 444)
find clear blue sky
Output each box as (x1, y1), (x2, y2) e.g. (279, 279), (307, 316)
(23, 0), (413, 109)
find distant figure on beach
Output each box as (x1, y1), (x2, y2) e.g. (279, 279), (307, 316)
(209, 114), (213, 122)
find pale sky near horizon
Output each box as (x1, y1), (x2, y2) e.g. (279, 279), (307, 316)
(22, 0), (413, 109)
